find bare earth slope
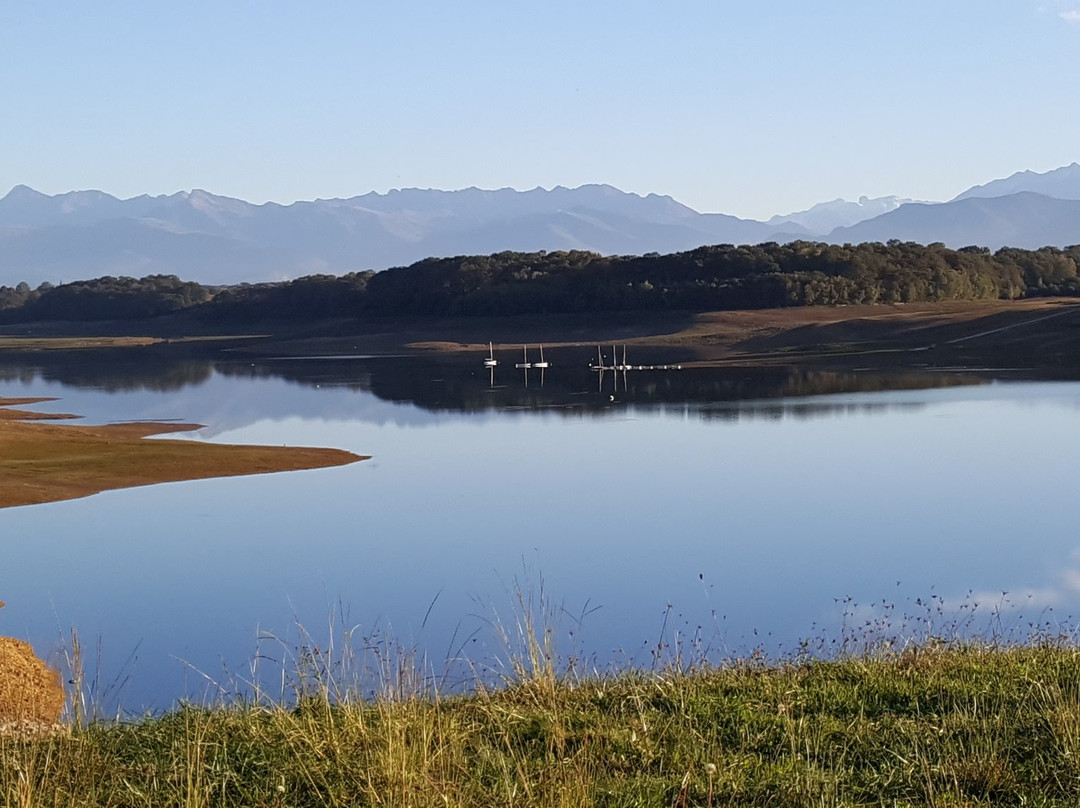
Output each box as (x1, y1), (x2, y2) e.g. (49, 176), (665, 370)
(261, 298), (1080, 370)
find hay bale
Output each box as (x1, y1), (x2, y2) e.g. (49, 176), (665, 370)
(0, 636), (64, 725)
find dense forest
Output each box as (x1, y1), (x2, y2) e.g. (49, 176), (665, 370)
(1, 240), (1079, 324)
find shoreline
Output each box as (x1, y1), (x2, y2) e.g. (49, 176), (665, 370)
(201, 297), (1080, 373)
(3, 298), (1080, 370)
(0, 397), (366, 509)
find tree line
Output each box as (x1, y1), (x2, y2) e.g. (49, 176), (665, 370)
(2, 240), (1080, 324)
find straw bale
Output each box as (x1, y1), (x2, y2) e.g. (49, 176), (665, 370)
(0, 636), (64, 725)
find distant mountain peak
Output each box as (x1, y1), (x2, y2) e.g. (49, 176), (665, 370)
(953, 162), (1080, 202)
(825, 190), (1080, 250)
(2, 184), (47, 202)
(769, 195), (913, 235)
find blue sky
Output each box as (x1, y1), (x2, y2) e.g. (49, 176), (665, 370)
(3, 1), (1079, 219)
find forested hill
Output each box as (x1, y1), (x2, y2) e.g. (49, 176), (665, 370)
(1, 240), (1079, 325)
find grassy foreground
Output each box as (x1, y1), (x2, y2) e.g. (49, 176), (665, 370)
(7, 644), (1080, 807)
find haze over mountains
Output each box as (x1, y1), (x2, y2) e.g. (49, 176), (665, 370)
(2, 163), (1080, 286)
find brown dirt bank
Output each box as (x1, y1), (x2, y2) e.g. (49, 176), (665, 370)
(250, 298), (1080, 371)
(5, 299), (1080, 374)
(0, 398), (366, 509)
(0, 336), (161, 350)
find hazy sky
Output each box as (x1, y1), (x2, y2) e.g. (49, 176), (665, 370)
(3, 1), (1079, 220)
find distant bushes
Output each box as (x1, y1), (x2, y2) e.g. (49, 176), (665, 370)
(0, 275), (209, 321)
(195, 271), (374, 323)
(3, 240), (1080, 324)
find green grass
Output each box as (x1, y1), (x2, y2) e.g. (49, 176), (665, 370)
(8, 641), (1080, 807)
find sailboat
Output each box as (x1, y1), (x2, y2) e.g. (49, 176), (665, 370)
(533, 345), (550, 369)
(589, 345), (611, 371)
(483, 342), (498, 368)
(514, 345), (532, 369)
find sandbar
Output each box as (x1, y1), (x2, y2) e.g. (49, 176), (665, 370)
(0, 397), (366, 508)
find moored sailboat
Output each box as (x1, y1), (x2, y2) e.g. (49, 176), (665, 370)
(514, 345), (532, 369)
(533, 345), (550, 369)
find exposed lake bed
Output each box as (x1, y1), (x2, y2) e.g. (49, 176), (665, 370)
(0, 396), (365, 508)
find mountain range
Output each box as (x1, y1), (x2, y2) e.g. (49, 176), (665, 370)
(3, 163), (1080, 286)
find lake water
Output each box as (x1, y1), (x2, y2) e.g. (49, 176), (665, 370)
(2, 346), (1080, 713)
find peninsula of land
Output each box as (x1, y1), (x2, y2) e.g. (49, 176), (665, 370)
(0, 397), (365, 509)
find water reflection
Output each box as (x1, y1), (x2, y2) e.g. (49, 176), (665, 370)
(0, 349), (213, 392)
(699, 400), (928, 422)
(0, 342), (993, 419)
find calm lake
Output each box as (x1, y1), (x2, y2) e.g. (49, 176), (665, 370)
(2, 345), (1079, 713)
